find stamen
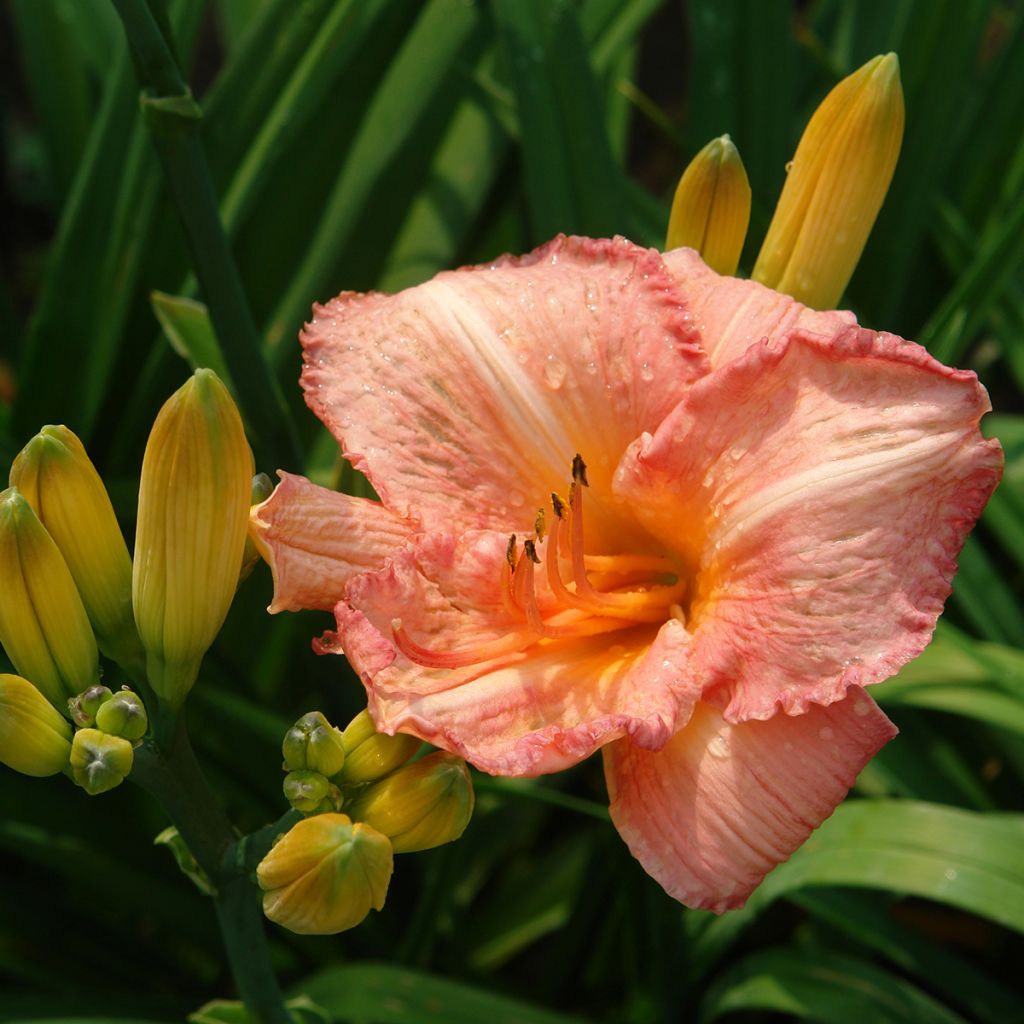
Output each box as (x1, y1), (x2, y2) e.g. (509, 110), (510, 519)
(393, 618), (537, 670)
(534, 507), (546, 541)
(572, 453), (589, 486)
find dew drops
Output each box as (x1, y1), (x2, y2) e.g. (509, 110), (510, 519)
(516, 351), (529, 364)
(639, 361), (655, 382)
(708, 734), (730, 760)
(546, 290), (564, 316)
(543, 354), (567, 389)
(853, 700), (870, 717)
(819, 727), (834, 740)
(944, 867), (958, 882)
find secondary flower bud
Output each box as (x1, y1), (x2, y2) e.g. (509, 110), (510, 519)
(69, 728), (134, 795)
(94, 688), (148, 741)
(283, 770), (334, 813)
(0, 673), (73, 777)
(282, 711), (346, 777)
(68, 684), (113, 727)
(10, 425), (143, 670)
(340, 710), (420, 784)
(257, 813), (392, 934)
(0, 487), (99, 710)
(666, 134), (751, 275)
(132, 370), (254, 707)
(345, 752), (474, 854)
(753, 53), (904, 308)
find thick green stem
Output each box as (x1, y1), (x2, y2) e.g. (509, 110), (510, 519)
(132, 719), (292, 1023)
(111, 0), (299, 472)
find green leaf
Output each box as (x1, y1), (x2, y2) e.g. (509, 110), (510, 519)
(297, 963), (592, 1024)
(699, 946), (969, 1024)
(150, 292), (232, 384)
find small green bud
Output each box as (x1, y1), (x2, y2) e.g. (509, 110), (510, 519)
(0, 673), (73, 777)
(284, 770), (332, 813)
(282, 711), (346, 776)
(340, 710), (420, 784)
(69, 728), (133, 795)
(257, 813), (392, 934)
(68, 684), (113, 727)
(345, 752), (474, 854)
(94, 688), (148, 741)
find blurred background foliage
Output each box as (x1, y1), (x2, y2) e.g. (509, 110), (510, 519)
(1, 0), (1024, 1021)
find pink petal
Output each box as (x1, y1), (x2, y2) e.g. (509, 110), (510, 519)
(603, 688), (897, 912)
(333, 529), (702, 776)
(250, 472), (412, 613)
(301, 235), (708, 541)
(664, 247), (857, 369)
(616, 326), (1002, 721)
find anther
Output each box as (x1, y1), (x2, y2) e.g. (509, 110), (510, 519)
(534, 507), (546, 540)
(551, 492), (567, 519)
(523, 539), (541, 564)
(572, 453), (589, 486)
(505, 534), (518, 568)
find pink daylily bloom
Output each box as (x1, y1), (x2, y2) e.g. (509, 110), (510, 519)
(251, 235), (1002, 912)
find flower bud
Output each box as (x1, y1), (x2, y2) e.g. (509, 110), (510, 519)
(240, 473), (274, 582)
(345, 752), (474, 854)
(282, 711), (346, 777)
(68, 684), (113, 728)
(666, 134), (751, 275)
(94, 688), (148, 742)
(257, 813), (392, 934)
(752, 53), (904, 309)
(132, 370), (254, 707)
(0, 487), (99, 710)
(283, 770), (334, 813)
(340, 710), (420, 784)
(0, 673), (73, 776)
(10, 425), (143, 670)
(69, 727), (133, 795)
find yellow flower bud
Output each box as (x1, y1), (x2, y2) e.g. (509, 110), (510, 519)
(283, 770), (336, 813)
(282, 711), (346, 777)
(666, 134), (751, 275)
(340, 710), (420, 784)
(0, 673), (73, 777)
(257, 813), (392, 935)
(68, 684), (113, 728)
(132, 370), (254, 707)
(752, 53), (905, 309)
(0, 487), (99, 709)
(69, 727), (134, 795)
(345, 751), (474, 854)
(10, 425), (142, 670)
(94, 688), (148, 741)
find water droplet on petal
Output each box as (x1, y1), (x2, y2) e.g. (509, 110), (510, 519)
(543, 354), (567, 389)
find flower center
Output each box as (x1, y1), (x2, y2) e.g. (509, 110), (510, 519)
(393, 455), (685, 670)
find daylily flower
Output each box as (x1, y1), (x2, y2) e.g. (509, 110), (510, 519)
(250, 235), (1001, 911)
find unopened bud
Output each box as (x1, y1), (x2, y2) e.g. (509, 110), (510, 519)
(132, 370), (254, 707)
(68, 684), (113, 727)
(666, 134), (751, 275)
(69, 728), (133, 795)
(10, 426), (143, 670)
(240, 473), (274, 581)
(345, 751), (474, 854)
(282, 711), (346, 777)
(0, 673), (73, 777)
(283, 770), (334, 813)
(257, 813), (392, 934)
(94, 688), (148, 741)
(753, 53), (904, 308)
(0, 487), (99, 710)
(340, 710), (420, 784)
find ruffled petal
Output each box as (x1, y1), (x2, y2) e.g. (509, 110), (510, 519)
(616, 326), (1002, 721)
(603, 688), (897, 912)
(302, 235), (707, 541)
(332, 530), (702, 776)
(664, 247), (856, 369)
(250, 472), (412, 613)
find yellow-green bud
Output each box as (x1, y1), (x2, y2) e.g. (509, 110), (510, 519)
(283, 770), (333, 813)
(0, 673), (73, 777)
(257, 813), (392, 934)
(132, 370), (254, 707)
(68, 684), (113, 727)
(240, 473), (274, 581)
(10, 425), (143, 670)
(345, 751), (474, 854)
(94, 688), (148, 741)
(666, 134), (751, 276)
(752, 53), (904, 309)
(340, 710), (420, 784)
(69, 727), (133, 795)
(282, 711), (346, 777)
(0, 487), (100, 710)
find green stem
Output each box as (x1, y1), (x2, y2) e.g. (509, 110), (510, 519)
(110, 0), (300, 472)
(132, 719), (292, 1023)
